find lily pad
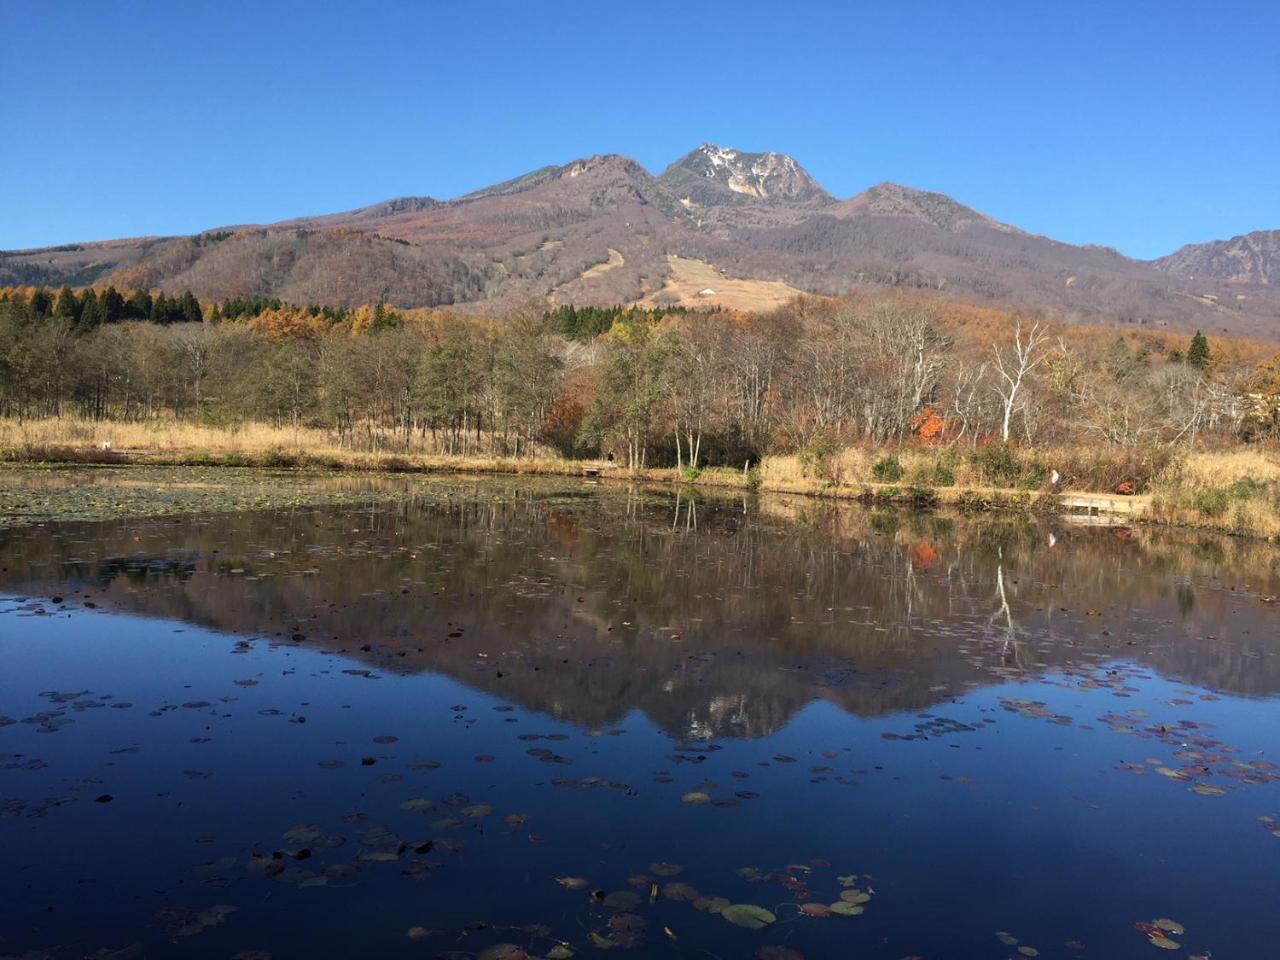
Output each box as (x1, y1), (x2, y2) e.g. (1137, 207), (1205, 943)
(722, 904), (777, 930)
(828, 901), (864, 916)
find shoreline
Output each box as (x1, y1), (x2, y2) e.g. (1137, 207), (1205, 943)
(0, 449), (1229, 537)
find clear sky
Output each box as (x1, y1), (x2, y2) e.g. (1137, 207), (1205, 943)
(2, 0), (1276, 258)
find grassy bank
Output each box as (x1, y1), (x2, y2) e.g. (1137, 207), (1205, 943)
(2, 417), (1278, 537)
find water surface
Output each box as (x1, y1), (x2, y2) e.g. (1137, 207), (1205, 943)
(2, 478), (1279, 959)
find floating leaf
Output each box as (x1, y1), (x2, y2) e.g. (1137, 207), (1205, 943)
(649, 861), (682, 876)
(828, 902), (864, 916)
(722, 904), (776, 930)
(282, 824), (321, 845)
(603, 890), (641, 910)
(1191, 784), (1225, 797)
(681, 792), (711, 805)
(661, 882), (699, 902)
(607, 913), (647, 948)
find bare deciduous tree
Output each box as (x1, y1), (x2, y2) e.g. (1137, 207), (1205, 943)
(990, 320), (1052, 442)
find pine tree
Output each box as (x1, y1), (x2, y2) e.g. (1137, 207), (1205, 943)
(126, 288), (153, 320)
(78, 289), (103, 329)
(101, 286), (125, 324)
(30, 287), (53, 317)
(1187, 330), (1211, 370)
(179, 291), (202, 323)
(53, 285), (81, 322)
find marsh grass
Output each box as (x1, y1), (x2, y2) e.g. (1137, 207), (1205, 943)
(3, 417), (1278, 536)
(1148, 450), (1280, 537)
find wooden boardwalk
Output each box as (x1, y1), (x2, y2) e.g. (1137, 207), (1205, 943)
(1058, 492), (1150, 516)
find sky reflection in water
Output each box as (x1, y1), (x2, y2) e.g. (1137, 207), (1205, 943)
(1, 481), (1279, 959)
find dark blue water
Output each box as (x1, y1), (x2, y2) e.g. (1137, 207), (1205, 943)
(2, 483), (1278, 959)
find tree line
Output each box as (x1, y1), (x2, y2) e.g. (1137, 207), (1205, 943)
(0, 283), (1274, 462)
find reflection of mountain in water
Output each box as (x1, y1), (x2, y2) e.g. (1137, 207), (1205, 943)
(3, 485), (1279, 739)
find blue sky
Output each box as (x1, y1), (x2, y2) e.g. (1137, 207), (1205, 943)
(1, 0), (1276, 258)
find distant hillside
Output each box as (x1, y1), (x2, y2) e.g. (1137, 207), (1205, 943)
(3, 144), (1279, 336)
(1155, 230), (1280, 286)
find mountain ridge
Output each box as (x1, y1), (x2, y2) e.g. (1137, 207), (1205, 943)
(3, 143), (1278, 336)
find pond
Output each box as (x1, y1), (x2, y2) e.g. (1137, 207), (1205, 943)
(2, 477), (1279, 959)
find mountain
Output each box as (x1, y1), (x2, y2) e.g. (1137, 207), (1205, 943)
(830, 182), (1009, 231)
(655, 144), (834, 233)
(1154, 230), (1280, 286)
(3, 144), (1279, 336)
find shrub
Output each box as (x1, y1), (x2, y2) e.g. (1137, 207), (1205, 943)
(1229, 477), (1266, 500)
(1021, 457), (1047, 490)
(872, 455), (905, 482)
(799, 436), (839, 481)
(1193, 487), (1230, 517)
(971, 444), (1021, 486)
(681, 465), (702, 483)
(876, 485), (900, 501)
(258, 446), (300, 468)
(931, 462), (956, 486)
(907, 485), (938, 508)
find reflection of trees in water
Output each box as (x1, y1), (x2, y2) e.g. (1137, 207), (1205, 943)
(3, 487), (1279, 735)
(992, 558), (1022, 668)
(59, 553), (199, 589)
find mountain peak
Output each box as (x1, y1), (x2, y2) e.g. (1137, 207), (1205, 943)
(660, 144), (833, 206)
(832, 182), (1007, 232)
(1154, 229), (1280, 285)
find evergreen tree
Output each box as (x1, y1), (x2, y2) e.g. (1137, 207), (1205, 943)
(101, 286), (125, 324)
(369, 302), (402, 331)
(1102, 334), (1134, 381)
(30, 287), (53, 317)
(179, 290), (202, 323)
(1187, 330), (1211, 370)
(126, 288), (153, 320)
(53, 286), (81, 322)
(78, 289), (103, 329)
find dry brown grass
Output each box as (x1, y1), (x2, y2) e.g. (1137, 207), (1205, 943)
(578, 248), (624, 280)
(1147, 449), (1280, 537)
(5, 418), (1280, 537)
(0, 418), (337, 457)
(640, 256), (807, 312)
(0, 417), (592, 478)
